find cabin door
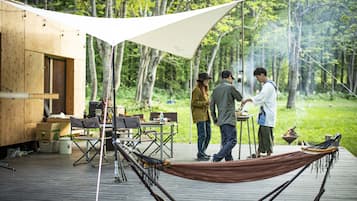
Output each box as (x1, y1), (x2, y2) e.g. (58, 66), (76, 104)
(44, 56), (66, 115)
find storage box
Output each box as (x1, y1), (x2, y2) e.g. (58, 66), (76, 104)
(39, 140), (59, 153)
(37, 130), (60, 141)
(36, 122), (61, 141)
(46, 118), (71, 136)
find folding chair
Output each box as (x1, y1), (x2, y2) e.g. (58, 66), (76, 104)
(149, 112), (161, 121)
(116, 116), (157, 154)
(114, 116), (138, 148)
(71, 117), (102, 167)
(132, 114), (145, 122)
(149, 112), (178, 158)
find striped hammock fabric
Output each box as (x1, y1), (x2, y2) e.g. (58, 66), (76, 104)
(136, 134), (340, 183)
(159, 148), (337, 183)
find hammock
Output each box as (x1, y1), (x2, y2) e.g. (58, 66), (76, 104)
(154, 148), (336, 183)
(116, 134), (341, 201)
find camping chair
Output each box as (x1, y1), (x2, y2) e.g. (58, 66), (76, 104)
(125, 116), (158, 154)
(132, 114), (145, 122)
(115, 116), (157, 154)
(71, 116), (102, 167)
(149, 112), (161, 121)
(114, 116), (138, 149)
(149, 112), (177, 158)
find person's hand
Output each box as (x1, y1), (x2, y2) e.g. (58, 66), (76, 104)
(240, 100), (246, 107)
(241, 98), (251, 106)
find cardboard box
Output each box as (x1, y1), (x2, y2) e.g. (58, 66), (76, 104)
(36, 121), (71, 140)
(37, 130), (60, 141)
(36, 122), (61, 141)
(39, 140), (59, 153)
(46, 118), (71, 136)
(37, 122), (62, 131)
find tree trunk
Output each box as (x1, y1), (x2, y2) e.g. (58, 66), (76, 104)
(332, 51), (338, 94)
(248, 43), (255, 95)
(272, 50), (276, 81)
(114, 1), (127, 91)
(276, 55), (282, 91)
(261, 42), (265, 68)
(88, 0), (97, 101)
(287, 54), (298, 109)
(135, 0), (167, 107)
(87, 36), (97, 101)
(141, 49), (163, 107)
(192, 45), (202, 87)
(102, 44), (113, 99)
(341, 50), (345, 84)
(351, 50), (356, 93)
(135, 46), (150, 103)
(287, 5), (302, 109)
(101, 0), (114, 99)
(305, 57), (312, 96)
(207, 33), (227, 75)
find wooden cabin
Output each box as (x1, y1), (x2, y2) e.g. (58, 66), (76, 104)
(0, 2), (86, 148)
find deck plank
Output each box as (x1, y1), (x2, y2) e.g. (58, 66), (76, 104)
(0, 143), (356, 201)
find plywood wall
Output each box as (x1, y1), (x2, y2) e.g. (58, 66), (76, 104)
(24, 51), (44, 141)
(0, 2), (26, 146)
(0, 2), (86, 147)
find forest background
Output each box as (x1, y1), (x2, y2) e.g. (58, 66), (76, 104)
(21, 0), (357, 156)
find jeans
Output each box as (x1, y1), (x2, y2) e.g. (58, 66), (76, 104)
(196, 120), (211, 158)
(213, 124), (237, 161)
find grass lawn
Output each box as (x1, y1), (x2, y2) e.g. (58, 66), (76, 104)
(119, 95), (357, 156)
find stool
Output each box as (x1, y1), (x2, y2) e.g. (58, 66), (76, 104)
(237, 114), (257, 159)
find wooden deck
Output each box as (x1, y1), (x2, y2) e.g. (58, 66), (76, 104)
(0, 143), (356, 201)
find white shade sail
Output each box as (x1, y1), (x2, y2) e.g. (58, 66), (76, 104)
(2, 0), (241, 59)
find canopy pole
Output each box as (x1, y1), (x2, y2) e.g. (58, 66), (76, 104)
(109, 46), (127, 184)
(189, 59), (193, 144)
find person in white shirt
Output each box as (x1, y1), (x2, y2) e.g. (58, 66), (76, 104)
(241, 67), (277, 157)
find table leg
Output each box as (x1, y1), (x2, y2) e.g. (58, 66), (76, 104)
(170, 124), (174, 158)
(247, 119), (252, 156)
(239, 121), (243, 160)
(160, 124), (163, 160)
(251, 116), (257, 155)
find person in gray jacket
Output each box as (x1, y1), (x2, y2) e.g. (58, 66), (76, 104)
(210, 70), (242, 162)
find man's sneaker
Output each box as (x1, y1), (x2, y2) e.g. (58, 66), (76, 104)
(211, 154), (220, 162)
(203, 153), (211, 157)
(197, 156), (210, 161)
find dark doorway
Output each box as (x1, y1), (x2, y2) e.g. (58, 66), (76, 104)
(44, 56), (66, 115)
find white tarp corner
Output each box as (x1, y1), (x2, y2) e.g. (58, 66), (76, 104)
(2, 0), (242, 59)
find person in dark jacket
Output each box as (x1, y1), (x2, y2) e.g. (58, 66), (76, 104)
(210, 70), (242, 162)
(191, 72), (212, 161)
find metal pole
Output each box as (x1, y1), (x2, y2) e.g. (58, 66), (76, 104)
(189, 60), (193, 144)
(111, 46), (127, 183)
